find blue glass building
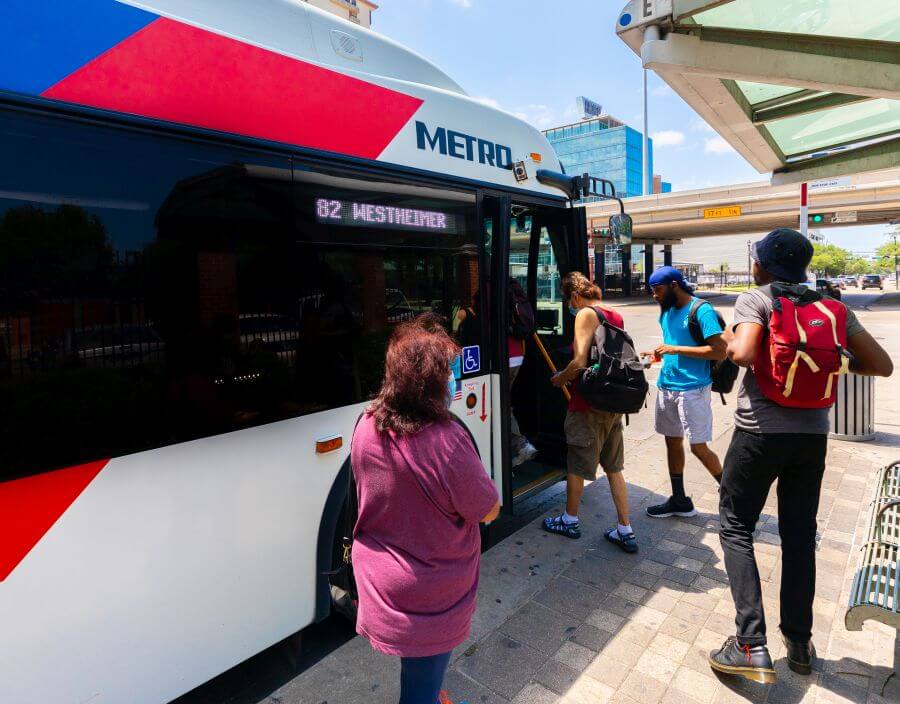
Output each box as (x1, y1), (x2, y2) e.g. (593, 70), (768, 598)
(543, 116), (653, 198)
(543, 115), (672, 296)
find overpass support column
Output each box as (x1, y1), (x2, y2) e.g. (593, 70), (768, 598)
(622, 245), (633, 297)
(644, 244), (654, 292)
(663, 244), (673, 267)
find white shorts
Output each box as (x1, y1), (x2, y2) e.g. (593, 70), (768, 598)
(654, 386), (714, 444)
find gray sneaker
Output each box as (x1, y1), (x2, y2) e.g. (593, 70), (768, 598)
(512, 442), (537, 467)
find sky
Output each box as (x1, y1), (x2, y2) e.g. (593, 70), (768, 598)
(375, 0), (894, 255)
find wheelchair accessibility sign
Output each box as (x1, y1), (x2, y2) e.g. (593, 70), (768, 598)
(462, 345), (481, 374)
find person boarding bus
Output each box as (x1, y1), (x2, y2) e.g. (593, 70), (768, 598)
(644, 266), (726, 518)
(709, 229), (893, 684)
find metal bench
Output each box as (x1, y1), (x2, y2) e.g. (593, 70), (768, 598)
(846, 460), (900, 631)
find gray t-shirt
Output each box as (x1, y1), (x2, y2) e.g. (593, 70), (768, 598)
(733, 284), (865, 434)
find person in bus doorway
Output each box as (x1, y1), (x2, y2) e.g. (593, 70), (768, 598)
(643, 266), (726, 519)
(351, 314), (500, 704)
(543, 272), (636, 553)
(456, 283), (538, 466)
(709, 229), (893, 684)
(507, 277), (539, 466)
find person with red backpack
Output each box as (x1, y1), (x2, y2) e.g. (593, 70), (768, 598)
(708, 229), (893, 685)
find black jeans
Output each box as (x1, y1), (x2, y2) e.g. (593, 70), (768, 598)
(719, 429), (827, 646)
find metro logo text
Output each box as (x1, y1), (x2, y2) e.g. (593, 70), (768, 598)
(415, 121), (512, 170)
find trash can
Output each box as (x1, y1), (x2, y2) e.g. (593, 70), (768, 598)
(829, 373), (875, 441)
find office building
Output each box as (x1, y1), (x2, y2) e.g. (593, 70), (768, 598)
(304, 0), (377, 27)
(545, 114), (673, 296)
(653, 174), (672, 194)
(543, 115), (653, 199)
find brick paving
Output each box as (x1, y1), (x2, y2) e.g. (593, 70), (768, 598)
(274, 434), (898, 704)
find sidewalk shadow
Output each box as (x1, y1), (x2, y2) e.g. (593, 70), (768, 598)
(464, 477), (890, 704)
(712, 650), (899, 704)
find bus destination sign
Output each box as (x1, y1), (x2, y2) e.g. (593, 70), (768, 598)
(315, 198), (458, 234)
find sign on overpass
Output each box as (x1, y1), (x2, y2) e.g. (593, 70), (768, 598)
(703, 206), (742, 219)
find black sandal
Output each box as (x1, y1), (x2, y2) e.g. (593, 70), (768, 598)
(542, 514), (581, 539)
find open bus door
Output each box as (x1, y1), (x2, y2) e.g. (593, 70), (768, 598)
(488, 170), (629, 513)
(482, 198), (588, 512)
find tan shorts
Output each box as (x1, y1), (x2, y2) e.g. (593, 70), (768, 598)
(565, 409), (625, 480)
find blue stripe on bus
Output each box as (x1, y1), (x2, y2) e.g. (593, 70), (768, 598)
(1, 0), (157, 96)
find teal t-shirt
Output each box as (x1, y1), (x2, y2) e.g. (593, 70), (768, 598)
(658, 298), (724, 391)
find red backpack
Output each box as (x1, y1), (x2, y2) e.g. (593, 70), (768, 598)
(754, 285), (850, 409)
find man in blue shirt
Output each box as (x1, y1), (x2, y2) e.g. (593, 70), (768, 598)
(643, 267), (727, 518)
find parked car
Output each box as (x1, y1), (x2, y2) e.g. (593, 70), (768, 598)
(815, 279), (842, 300)
(861, 274), (884, 290)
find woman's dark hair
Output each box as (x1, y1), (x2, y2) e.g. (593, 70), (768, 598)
(368, 313), (460, 435)
(560, 271), (602, 302)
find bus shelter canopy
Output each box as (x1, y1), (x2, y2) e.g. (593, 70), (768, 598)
(616, 0), (900, 184)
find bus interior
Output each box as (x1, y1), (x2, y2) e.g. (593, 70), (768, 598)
(500, 201), (584, 504)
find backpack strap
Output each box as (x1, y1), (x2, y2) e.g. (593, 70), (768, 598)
(343, 413), (365, 564)
(590, 306), (626, 333)
(686, 299), (707, 346)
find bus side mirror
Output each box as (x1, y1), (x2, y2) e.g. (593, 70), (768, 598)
(609, 213), (633, 245)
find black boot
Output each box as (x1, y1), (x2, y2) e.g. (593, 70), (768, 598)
(708, 636), (777, 684)
(782, 634), (814, 675)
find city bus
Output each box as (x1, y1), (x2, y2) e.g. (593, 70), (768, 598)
(0, 2), (601, 702)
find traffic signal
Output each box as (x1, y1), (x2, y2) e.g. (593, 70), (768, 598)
(805, 212), (840, 226)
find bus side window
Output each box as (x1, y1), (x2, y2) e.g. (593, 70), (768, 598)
(0, 108), (483, 482)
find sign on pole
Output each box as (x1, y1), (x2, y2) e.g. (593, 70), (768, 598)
(576, 96), (603, 119)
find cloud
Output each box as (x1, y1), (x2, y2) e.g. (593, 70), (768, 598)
(449, 0), (472, 6)
(691, 118), (715, 133)
(651, 83), (674, 97)
(473, 99), (580, 131)
(705, 136), (736, 155)
(651, 129), (685, 147)
(512, 104), (570, 130)
(473, 96), (500, 109)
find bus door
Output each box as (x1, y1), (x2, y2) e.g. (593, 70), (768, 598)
(504, 202), (586, 506)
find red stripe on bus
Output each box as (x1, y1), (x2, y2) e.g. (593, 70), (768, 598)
(0, 460), (108, 582)
(43, 18), (423, 159)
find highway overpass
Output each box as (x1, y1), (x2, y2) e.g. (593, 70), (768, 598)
(582, 168), (900, 245)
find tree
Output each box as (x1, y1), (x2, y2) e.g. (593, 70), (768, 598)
(809, 243), (851, 277)
(846, 257), (873, 276)
(876, 240), (900, 261)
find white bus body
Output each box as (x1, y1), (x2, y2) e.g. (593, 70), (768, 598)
(0, 3), (583, 703)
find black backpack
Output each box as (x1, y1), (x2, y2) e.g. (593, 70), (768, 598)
(508, 278), (536, 340)
(687, 300), (739, 404)
(578, 308), (648, 415)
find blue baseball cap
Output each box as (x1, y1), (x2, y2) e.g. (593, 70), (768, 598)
(751, 228), (813, 284)
(649, 266), (690, 291)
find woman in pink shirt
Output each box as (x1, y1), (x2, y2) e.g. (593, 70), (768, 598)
(351, 314), (500, 704)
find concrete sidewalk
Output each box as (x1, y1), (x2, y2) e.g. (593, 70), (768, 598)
(272, 307), (899, 704)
